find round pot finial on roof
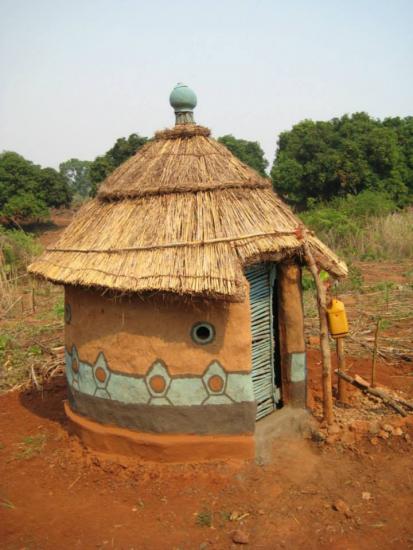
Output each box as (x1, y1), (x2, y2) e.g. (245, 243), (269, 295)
(169, 83), (197, 125)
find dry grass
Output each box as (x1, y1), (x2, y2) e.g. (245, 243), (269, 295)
(314, 210), (413, 262)
(304, 269), (413, 362)
(0, 264), (18, 313)
(13, 433), (47, 460)
(0, 281), (65, 393)
(29, 124), (346, 299)
(0, 228), (42, 317)
(351, 211), (413, 260)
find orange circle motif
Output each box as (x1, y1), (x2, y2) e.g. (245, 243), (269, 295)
(150, 375), (166, 393)
(208, 375), (224, 393)
(95, 367), (107, 383)
(72, 358), (79, 373)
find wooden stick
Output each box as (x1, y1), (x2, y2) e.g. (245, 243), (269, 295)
(31, 287), (35, 313)
(1, 295), (22, 317)
(336, 337), (348, 403)
(389, 394), (413, 412)
(335, 370), (407, 416)
(47, 229), (301, 253)
(371, 319), (380, 388)
(34, 341), (58, 356)
(302, 239), (334, 425)
(30, 365), (42, 392)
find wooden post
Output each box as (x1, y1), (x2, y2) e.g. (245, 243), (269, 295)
(336, 337), (348, 403)
(21, 289), (35, 313)
(371, 319), (380, 388)
(31, 287), (36, 313)
(277, 263), (306, 407)
(302, 239), (334, 425)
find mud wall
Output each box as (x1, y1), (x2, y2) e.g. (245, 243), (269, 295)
(64, 286), (256, 437)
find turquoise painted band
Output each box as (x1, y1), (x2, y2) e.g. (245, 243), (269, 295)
(65, 346), (255, 407)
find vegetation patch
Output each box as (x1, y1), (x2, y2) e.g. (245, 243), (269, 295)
(300, 192), (413, 262)
(13, 433), (47, 460)
(196, 508), (213, 527)
(272, 113), (413, 208)
(0, 287), (64, 392)
(0, 497), (16, 510)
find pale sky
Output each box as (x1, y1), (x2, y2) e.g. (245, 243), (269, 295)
(1, 0), (412, 172)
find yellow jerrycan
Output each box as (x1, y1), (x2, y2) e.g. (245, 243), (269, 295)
(326, 298), (349, 338)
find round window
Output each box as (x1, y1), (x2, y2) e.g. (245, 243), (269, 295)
(191, 322), (215, 345)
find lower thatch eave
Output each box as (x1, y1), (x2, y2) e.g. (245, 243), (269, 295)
(28, 187), (347, 300)
(28, 236), (347, 302)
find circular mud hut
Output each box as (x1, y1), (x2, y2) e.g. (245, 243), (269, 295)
(29, 84), (347, 462)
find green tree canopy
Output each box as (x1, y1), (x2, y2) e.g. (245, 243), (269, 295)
(89, 133), (148, 196)
(218, 135), (268, 177)
(271, 113), (413, 209)
(0, 152), (72, 223)
(59, 158), (92, 197)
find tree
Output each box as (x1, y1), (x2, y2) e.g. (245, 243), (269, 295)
(218, 135), (268, 177)
(271, 113), (412, 208)
(37, 167), (72, 208)
(89, 133), (148, 196)
(382, 116), (413, 195)
(0, 151), (72, 223)
(59, 159), (92, 197)
(2, 192), (49, 223)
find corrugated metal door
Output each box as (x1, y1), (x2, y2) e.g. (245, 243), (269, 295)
(245, 263), (280, 420)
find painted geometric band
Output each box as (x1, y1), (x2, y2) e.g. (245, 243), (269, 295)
(65, 346), (255, 408)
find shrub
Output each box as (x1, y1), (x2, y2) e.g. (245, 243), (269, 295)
(0, 152), (72, 223)
(0, 227), (41, 272)
(299, 191), (412, 261)
(1, 193), (49, 223)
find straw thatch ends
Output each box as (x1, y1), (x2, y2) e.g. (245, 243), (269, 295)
(97, 125), (270, 200)
(29, 124), (347, 300)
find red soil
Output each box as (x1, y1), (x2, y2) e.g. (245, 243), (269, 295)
(36, 208), (75, 248)
(1, 351), (413, 549)
(2, 212), (412, 547)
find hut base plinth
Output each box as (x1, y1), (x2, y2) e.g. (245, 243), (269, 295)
(64, 402), (254, 463)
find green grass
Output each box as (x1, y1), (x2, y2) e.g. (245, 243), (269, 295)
(196, 508), (212, 527)
(53, 296), (65, 319)
(13, 433), (47, 460)
(0, 227), (42, 272)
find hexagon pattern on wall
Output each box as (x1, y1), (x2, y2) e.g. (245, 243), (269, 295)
(65, 348), (254, 407)
(202, 361), (233, 405)
(145, 361), (172, 405)
(93, 352), (111, 395)
(71, 346), (80, 391)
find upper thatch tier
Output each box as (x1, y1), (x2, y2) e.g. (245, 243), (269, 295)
(98, 125), (270, 200)
(29, 123), (347, 301)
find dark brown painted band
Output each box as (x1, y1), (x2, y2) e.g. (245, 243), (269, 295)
(68, 387), (256, 435)
(288, 381), (306, 408)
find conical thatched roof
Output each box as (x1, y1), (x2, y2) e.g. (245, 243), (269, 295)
(29, 104), (347, 301)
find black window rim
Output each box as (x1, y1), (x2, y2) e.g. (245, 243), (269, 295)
(191, 322), (215, 345)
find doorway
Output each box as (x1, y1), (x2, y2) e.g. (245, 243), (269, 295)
(245, 263), (281, 420)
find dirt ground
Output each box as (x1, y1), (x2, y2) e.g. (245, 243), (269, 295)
(1, 210), (413, 549)
(1, 349), (413, 550)
(34, 209), (75, 249)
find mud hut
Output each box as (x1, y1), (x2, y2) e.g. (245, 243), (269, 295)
(29, 84), (347, 462)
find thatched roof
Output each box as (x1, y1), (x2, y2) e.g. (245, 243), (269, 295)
(29, 123), (347, 301)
